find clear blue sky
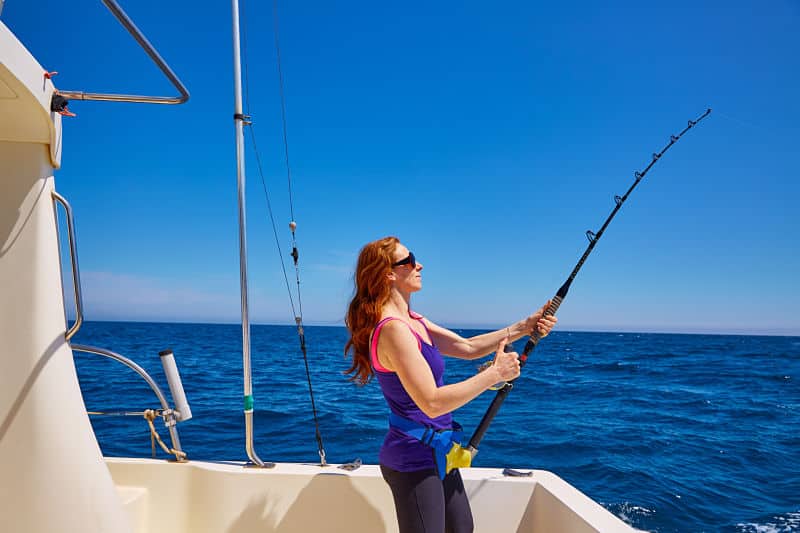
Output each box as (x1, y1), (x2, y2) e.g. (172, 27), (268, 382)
(4, 1), (799, 335)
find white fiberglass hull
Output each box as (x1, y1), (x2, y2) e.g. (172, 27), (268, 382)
(107, 458), (634, 533)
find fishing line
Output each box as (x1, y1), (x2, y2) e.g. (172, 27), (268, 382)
(713, 110), (770, 134)
(272, 0), (297, 224)
(240, 0), (327, 465)
(464, 108), (712, 459)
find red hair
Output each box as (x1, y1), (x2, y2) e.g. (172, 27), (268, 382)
(345, 236), (399, 385)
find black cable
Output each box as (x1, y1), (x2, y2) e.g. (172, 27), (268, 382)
(239, 0), (327, 465)
(270, 0), (325, 466)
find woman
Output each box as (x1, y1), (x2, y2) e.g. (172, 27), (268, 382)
(345, 236), (557, 533)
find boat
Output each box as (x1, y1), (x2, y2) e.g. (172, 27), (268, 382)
(0, 2), (635, 531)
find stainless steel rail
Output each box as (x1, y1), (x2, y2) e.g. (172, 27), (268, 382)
(71, 343), (184, 456)
(52, 191), (83, 341)
(57, 0), (189, 105)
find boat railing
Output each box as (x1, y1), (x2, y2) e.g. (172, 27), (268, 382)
(71, 344), (186, 458)
(52, 191), (83, 341)
(56, 0), (189, 105)
(51, 192), (188, 459)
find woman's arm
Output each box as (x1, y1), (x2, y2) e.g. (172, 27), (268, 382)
(379, 320), (520, 419)
(424, 300), (558, 360)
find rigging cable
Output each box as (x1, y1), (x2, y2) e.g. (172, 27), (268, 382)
(240, 0), (327, 466)
(444, 109), (713, 473)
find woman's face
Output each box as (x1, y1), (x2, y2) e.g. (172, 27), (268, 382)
(391, 243), (423, 293)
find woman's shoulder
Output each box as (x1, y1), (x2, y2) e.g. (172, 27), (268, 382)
(378, 317), (422, 345)
(378, 316), (413, 334)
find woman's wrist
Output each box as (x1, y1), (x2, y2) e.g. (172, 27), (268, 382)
(484, 365), (502, 390)
(506, 321), (522, 341)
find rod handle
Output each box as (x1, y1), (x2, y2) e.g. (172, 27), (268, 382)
(520, 294), (563, 363)
(544, 295), (563, 318)
(467, 385), (513, 450)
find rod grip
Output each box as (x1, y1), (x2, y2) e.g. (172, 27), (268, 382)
(469, 292), (566, 451)
(467, 385), (512, 450)
(520, 294), (563, 363)
(544, 295), (563, 317)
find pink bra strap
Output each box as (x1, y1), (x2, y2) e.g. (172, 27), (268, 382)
(370, 317), (422, 373)
(409, 312), (434, 344)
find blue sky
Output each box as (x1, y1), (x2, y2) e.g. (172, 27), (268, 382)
(4, 1), (799, 334)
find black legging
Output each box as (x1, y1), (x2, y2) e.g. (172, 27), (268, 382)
(380, 465), (474, 533)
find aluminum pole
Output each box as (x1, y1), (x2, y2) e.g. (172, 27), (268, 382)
(231, 0), (272, 468)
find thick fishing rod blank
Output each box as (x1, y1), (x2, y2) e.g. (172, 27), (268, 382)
(466, 108), (712, 454)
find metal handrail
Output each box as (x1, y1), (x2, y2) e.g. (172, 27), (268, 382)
(52, 191), (83, 341)
(71, 343), (184, 456)
(57, 0), (189, 105)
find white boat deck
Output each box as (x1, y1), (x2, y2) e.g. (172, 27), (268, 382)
(108, 458), (634, 532)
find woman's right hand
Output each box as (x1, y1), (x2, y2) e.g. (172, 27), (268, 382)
(491, 337), (521, 382)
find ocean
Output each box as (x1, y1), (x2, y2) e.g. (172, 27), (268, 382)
(72, 321), (799, 533)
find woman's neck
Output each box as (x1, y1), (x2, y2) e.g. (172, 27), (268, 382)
(384, 289), (411, 318)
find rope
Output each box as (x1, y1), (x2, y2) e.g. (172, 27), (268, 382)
(88, 410), (148, 416)
(239, 0), (327, 466)
(143, 409), (187, 462)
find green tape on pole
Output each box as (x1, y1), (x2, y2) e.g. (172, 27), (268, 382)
(244, 394), (254, 411)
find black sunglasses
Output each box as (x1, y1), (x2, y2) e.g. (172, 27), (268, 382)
(392, 252), (416, 268)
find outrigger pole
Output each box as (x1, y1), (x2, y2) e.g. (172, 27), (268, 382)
(232, 0), (274, 468)
(447, 109), (712, 471)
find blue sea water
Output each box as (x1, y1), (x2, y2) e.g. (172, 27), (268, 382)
(71, 322), (799, 533)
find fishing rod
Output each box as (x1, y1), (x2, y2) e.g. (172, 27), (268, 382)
(445, 108), (712, 472)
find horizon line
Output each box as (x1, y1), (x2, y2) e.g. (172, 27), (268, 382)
(70, 317), (800, 338)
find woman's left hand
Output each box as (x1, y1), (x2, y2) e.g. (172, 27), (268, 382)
(523, 300), (558, 338)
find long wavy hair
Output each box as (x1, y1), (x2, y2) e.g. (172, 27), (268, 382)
(345, 236), (400, 385)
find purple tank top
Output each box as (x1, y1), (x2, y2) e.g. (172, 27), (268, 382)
(371, 313), (453, 471)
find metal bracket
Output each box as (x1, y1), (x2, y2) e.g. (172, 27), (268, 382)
(338, 458), (362, 471)
(502, 468), (533, 477)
